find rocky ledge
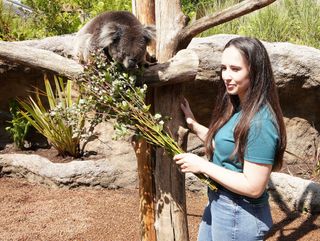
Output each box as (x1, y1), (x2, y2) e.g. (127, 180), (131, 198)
(1, 153), (319, 214)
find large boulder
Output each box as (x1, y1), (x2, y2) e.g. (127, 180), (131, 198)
(0, 153), (137, 189)
(269, 172), (320, 214)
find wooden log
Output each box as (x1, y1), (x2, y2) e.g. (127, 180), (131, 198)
(0, 41), (199, 86)
(14, 34), (76, 56)
(142, 49), (199, 86)
(0, 41), (82, 78)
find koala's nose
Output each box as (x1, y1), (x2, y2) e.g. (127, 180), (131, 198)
(127, 59), (137, 69)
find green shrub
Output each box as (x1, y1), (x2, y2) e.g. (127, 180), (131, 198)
(3, 0), (320, 47)
(19, 0), (131, 36)
(0, 0), (37, 40)
(0, 0), (131, 40)
(19, 76), (97, 158)
(198, 0), (320, 49)
(21, 0), (82, 35)
(5, 100), (31, 149)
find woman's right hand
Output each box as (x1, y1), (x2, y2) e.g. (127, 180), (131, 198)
(181, 98), (196, 130)
(181, 97), (209, 142)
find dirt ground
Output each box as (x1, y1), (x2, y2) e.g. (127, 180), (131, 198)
(0, 177), (319, 241)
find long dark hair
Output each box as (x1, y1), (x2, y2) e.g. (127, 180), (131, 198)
(204, 37), (286, 171)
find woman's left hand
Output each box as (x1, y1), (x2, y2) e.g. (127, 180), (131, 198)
(173, 153), (208, 174)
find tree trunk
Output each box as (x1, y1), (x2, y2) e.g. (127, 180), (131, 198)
(132, 135), (156, 241)
(132, 1), (156, 241)
(132, 0), (156, 58)
(154, 1), (189, 240)
(153, 86), (189, 241)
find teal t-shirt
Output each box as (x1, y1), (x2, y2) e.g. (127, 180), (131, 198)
(212, 105), (279, 203)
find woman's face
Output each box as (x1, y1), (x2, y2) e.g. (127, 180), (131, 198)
(221, 46), (250, 102)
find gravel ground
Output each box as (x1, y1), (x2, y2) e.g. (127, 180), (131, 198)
(1, 177), (320, 241)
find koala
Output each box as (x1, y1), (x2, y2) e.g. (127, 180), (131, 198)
(73, 11), (156, 69)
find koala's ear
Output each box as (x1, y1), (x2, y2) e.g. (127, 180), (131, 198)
(99, 23), (123, 47)
(143, 25), (156, 45)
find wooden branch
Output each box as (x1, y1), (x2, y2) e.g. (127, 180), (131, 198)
(14, 34), (76, 57)
(0, 41), (83, 78)
(176, 0), (277, 51)
(0, 40), (198, 86)
(142, 49), (199, 86)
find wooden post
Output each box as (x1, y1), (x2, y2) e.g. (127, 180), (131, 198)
(153, 87), (189, 241)
(132, 136), (156, 241)
(133, 0), (190, 240)
(132, 1), (156, 241)
(153, 0), (190, 240)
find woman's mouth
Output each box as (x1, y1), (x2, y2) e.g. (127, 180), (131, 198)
(226, 84), (236, 89)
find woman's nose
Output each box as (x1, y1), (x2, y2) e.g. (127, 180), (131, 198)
(222, 69), (232, 80)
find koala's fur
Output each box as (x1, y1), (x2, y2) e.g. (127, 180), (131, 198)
(73, 11), (156, 69)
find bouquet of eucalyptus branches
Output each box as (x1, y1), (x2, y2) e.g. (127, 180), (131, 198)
(78, 52), (217, 191)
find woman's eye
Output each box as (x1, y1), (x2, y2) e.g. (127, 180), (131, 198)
(231, 67), (241, 72)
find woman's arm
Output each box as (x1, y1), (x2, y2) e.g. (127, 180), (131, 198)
(174, 153), (272, 198)
(180, 98), (209, 142)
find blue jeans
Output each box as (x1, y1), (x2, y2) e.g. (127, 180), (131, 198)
(198, 189), (273, 241)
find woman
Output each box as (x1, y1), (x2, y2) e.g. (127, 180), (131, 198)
(174, 37), (286, 241)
